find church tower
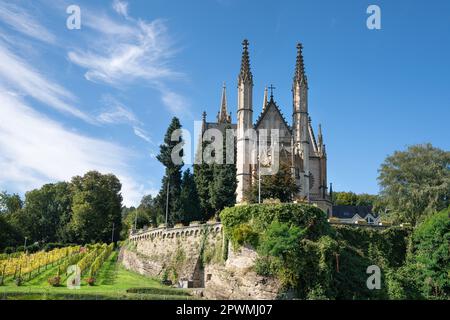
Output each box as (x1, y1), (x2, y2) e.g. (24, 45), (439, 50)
(236, 39), (254, 203)
(292, 43), (310, 200)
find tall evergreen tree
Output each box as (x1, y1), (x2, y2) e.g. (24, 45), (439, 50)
(209, 126), (237, 217)
(156, 117), (184, 225)
(194, 138), (215, 219)
(180, 169), (202, 223)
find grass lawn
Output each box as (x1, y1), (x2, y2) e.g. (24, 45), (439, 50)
(0, 251), (193, 300)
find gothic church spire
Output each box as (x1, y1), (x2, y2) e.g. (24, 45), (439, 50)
(294, 43), (308, 87)
(238, 39), (253, 85)
(217, 82), (231, 123)
(262, 86), (268, 112)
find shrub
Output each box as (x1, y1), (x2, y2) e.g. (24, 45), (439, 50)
(333, 225), (410, 268)
(14, 276), (22, 286)
(126, 287), (190, 296)
(220, 203), (332, 242)
(3, 247), (15, 254)
(407, 208), (450, 299)
(161, 269), (172, 285)
(43, 243), (65, 252)
(27, 243), (41, 253)
(258, 221), (303, 258)
(306, 285), (329, 300)
(231, 223), (259, 249)
(86, 277), (95, 286)
(47, 276), (61, 287)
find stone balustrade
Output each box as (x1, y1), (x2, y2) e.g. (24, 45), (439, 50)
(129, 222), (223, 242)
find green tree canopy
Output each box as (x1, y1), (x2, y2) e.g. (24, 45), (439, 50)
(0, 191), (23, 215)
(410, 207), (450, 299)
(333, 191), (378, 207)
(10, 182), (73, 244)
(378, 143), (450, 226)
(245, 162), (299, 203)
(70, 171), (122, 243)
(0, 214), (22, 249)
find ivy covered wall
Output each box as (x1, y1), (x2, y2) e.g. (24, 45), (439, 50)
(220, 203), (412, 299)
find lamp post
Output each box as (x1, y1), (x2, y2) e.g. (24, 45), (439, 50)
(24, 237), (27, 254)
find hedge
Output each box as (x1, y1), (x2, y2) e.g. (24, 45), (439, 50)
(126, 287), (190, 296)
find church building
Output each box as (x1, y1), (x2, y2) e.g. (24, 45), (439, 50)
(199, 40), (332, 214)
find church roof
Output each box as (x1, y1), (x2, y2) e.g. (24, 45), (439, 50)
(254, 97), (291, 132)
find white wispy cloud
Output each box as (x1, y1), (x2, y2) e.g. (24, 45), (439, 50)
(98, 105), (137, 124)
(0, 91), (149, 206)
(0, 43), (93, 123)
(68, 15), (179, 85)
(67, 2), (190, 116)
(97, 96), (139, 125)
(160, 88), (193, 118)
(0, 2), (56, 44)
(112, 0), (129, 18)
(96, 95), (154, 144)
(133, 126), (152, 143)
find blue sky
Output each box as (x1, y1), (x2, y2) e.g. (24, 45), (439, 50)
(0, 0), (449, 206)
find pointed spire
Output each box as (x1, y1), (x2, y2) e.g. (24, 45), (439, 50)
(238, 39), (253, 85)
(294, 42), (308, 87)
(217, 82), (230, 123)
(262, 86), (268, 112)
(318, 124), (323, 150)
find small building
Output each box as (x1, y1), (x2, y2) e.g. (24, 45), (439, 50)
(330, 205), (380, 225)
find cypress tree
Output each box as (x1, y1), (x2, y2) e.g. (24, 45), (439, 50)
(194, 138), (215, 219)
(180, 169), (202, 223)
(209, 124), (237, 217)
(209, 161), (237, 217)
(156, 117), (183, 225)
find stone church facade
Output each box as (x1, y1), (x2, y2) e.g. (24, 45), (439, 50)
(199, 40), (332, 214)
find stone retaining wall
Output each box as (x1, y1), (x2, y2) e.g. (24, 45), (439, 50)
(123, 222), (281, 299)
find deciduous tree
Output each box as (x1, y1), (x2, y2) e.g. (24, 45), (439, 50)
(378, 143), (450, 226)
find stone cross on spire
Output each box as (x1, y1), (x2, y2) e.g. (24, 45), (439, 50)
(238, 39), (253, 85)
(294, 42), (308, 87)
(268, 84), (276, 101)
